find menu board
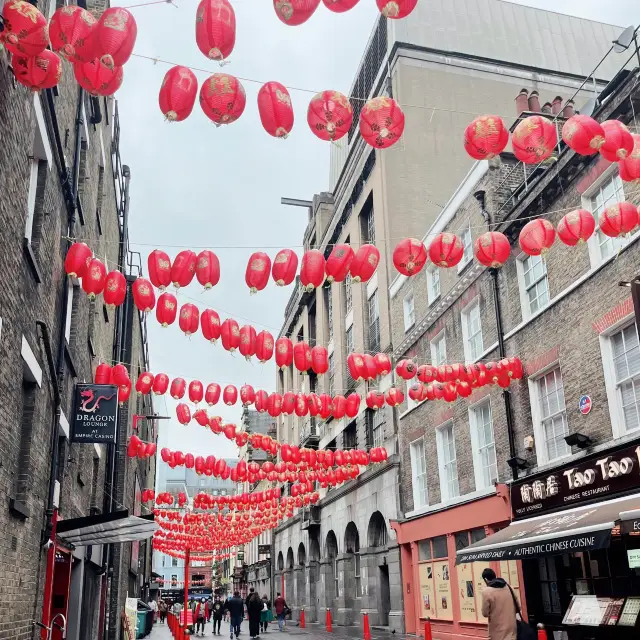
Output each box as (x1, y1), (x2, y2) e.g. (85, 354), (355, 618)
(602, 599), (625, 625)
(418, 563), (436, 619)
(434, 560), (453, 620)
(618, 597), (640, 627)
(563, 596), (624, 626)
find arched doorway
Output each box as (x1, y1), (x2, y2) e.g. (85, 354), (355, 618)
(295, 543), (307, 613)
(298, 543), (306, 566)
(308, 535), (321, 622)
(367, 512), (391, 625)
(325, 531), (338, 608)
(344, 522), (361, 596)
(343, 522), (361, 622)
(277, 552), (284, 571)
(285, 547), (295, 604)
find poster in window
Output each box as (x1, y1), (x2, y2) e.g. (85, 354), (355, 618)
(456, 562), (476, 622)
(474, 562), (491, 622)
(434, 560), (453, 621)
(418, 564), (435, 618)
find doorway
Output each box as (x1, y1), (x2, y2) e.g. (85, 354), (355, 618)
(50, 549), (72, 640)
(378, 565), (391, 626)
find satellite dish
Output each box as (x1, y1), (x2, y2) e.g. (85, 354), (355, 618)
(577, 98), (598, 117)
(613, 25), (635, 53)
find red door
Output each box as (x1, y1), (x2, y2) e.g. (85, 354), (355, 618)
(50, 549), (72, 640)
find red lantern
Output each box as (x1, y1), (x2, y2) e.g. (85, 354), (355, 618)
(561, 114), (605, 156)
(267, 393), (283, 418)
(307, 90), (353, 142)
(153, 373), (169, 395)
(195, 250), (220, 289)
(376, 0), (417, 18)
(408, 383), (425, 403)
(300, 250), (325, 291)
(205, 382), (221, 406)
(176, 403), (191, 425)
(557, 209), (596, 246)
(201, 308), (221, 343)
(395, 359), (417, 380)
(271, 249), (298, 286)
(223, 385), (238, 406)
(345, 393), (360, 418)
(221, 318), (240, 352)
(512, 116), (557, 164)
(112, 364), (129, 387)
(463, 115), (509, 160)
(171, 378), (186, 400)
(385, 387), (404, 407)
(95, 363), (112, 385)
(393, 238), (427, 276)
(417, 364), (437, 384)
(293, 341), (312, 374)
(240, 384), (256, 406)
(363, 354), (378, 381)
(360, 97), (405, 149)
(199, 73), (246, 125)
(118, 381), (132, 405)
(350, 244), (380, 282)
(275, 337), (293, 370)
(325, 244), (354, 283)
(257, 81), (294, 138)
(618, 134), (640, 182)
(428, 232), (464, 268)
(195, 0), (235, 61)
(245, 252), (271, 294)
(473, 231), (510, 268)
(158, 65), (198, 122)
(319, 394), (332, 420)
(82, 258), (107, 300)
(189, 380), (204, 404)
(171, 250), (197, 288)
(273, 0), (320, 26)
(518, 219), (556, 256)
(311, 346), (328, 375)
(65, 243), (93, 278)
(255, 390), (269, 413)
(600, 120), (634, 162)
(374, 353), (392, 377)
(148, 249), (172, 290)
(239, 325), (257, 359)
(599, 202), (638, 238)
(103, 270), (126, 308)
(96, 7), (137, 67)
(332, 395), (347, 420)
(49, 5), (98, 63)
(12, 50), (62, 91)
(133, 278), (156, 312)
(1, 0), (48, 56)
(74, 58), (123, 97)
(156, 292), (178, 327)
(256, 331), (274, 362)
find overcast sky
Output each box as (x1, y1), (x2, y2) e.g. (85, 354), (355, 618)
(114, 0), (637, 461)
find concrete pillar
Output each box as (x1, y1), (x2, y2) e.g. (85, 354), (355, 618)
(359, 550), (379, 625)
(319, 558), (335, 611)
(386, 545), (405, 634)
(285, 568), (294, 607)
(335, 554), (355, 626)
(293, 566), (306, 620)
(305, 561), (319, 622)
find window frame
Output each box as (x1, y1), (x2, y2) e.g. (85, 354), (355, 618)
(409, 437), (429, 509)
(430, 330), (447, 367)
(457, 223), (473, 272)
(468, 399), (498, 490)
(344, 274), (353, 315)
(461, 298), (483, 363)
(367, 289), (380, 353)
(427, 266), (441, 305)
(436, 421), (459, 502)
(327, 285), (334, 343)
(403, 292), (416, 331)
(516, 252), (550, 321)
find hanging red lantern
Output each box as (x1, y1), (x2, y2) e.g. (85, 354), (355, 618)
(133, 278), (156, 312)
(347, 354), (366, 382)
(205, 382), (221, 406)
(135, 371), (154, 393)
(374, 353), (392, 377)
(473, 231), (510, 268)
(95, 363), (112, 385)
(118, 380), (132, 405)
(599, 202), (638, 238)
(199, 73), (246, 125)
(395, 359), (417, 380)
(195, 250), (220, 289)
(195, 0), (235, 61)
(325, 244), (354, 283)
(518, 219), (556, 256)
(618, 134), (640, 182)
(96, 7), (137, 67)
(257, 81), (294, 138)
(65, 243), (93, 278)
(273, 0), (320, 25)
(82, 258), (107, 300)
(428, 232), (464, 268)
(103, 270), (126, 308)
(307, 90), (353, 142)
(300, 250), (325, 291)
(255, 331), (274, 362)
(223, 385), (237, 406)
(158, 65), (198, 122)
(171, 250), (197, 288)
(255, 389), (269, 413)
(512, 115), (557, 164)
(201, 308), (221, 343)
(360, 97), (405, 149)
(417, 364), (437, 384)
(267, 393), (283, 418)
(408, 383), (425, 403)
(240, 384), (256, 406)
(171, 378), (186, 400)
(293, 341), (312, 374)
(393, 238), (427, 276)
(189, 380), (204, 404)
(1, 0), (48, 56)
(556, 209), (596, 246)
(275, 337), (293, 370)
(221, 318), (240, 352)
(280, 391), (295, 415)
(239, 324), (257, 359)
(112, 364), (129, 386)
(271, 249), (298, 286)
(376, 0), (417, 18)
(322, 0), (359, 11)
(12, 50), (62, 91)
(385, 387), (404, 407)
(311, 346), (329, 375)
(345, 393), (360, 418)
(156, 292), (178, 327)
(332, 395), (347, 420)
(600, 120), (634, 162)
(561, 114), (605, 156)
(176, 403), (191, 425)
(319, 394), (332, 420)
(148, 249), (172, 290)
(363, 354), (378, 381)
(350, 244), (380, 282)
(49, 5), (98, 63)
(178, 302), (200, 336)
(153, 373), (169, 395)
(74, 58), (123, 97)
(463, 115), (509, 160)
(245, 252), (271, 294)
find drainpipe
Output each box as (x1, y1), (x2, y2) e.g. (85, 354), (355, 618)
(473, 191), (519, 480)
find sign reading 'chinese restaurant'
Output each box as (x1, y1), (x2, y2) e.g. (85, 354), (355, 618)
(71, 383), (119, 443)
(512, 439), (640, 520)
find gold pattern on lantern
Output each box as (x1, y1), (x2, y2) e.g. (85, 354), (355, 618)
(103, 9), (129, 31)
(61, 5), (76, 15)
(275, 89), (291, 106)
(367, 253), (378, 266)
(265, 339), (273, 349)
(566, 212), (579, 224)
(275, 0), (293, 20)
(107, 281), (117, 291)
(166, 301), (176, 311)
(159, 259), (170, 270)
(251, 258), (266, 272)
(275, 253), (288, 264)
(366, 97), (391, 112)
(441, 233), (454, 245)
(180, 308), (190, 318)
(354, 356), (364, 367)
(198, 257), (209, 269)
(91, 268), (102, 280)
(474, 116), (499, 138)
(232, 326), (240, 337)
(11, 1), (40, 23)
(277, 344), (287, 353)
(381, 1), (400, 17)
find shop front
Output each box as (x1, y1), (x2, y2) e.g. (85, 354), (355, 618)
(391, 484), (522, 640)
(458, 439), (640, 638)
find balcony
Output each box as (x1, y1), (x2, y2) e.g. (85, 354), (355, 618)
(300, 505), (320, 531)
(300, 418), (320, 448)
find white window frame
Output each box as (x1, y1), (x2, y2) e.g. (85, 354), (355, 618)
(344, 274), (353, 314)
(403, 292), (415, 331)
(457, 224), (473, 272)
(430, 330), (447, 366)
(516, 252), (550, 321)
(436, 422), (459, 502)
(528, 365), (570, 467)
(409, 437), (429, 508)
(461, 298), (483, 363)
(468, 399), (498, 490)
(427, 266), (440, 305)
(346, 325), (354, 356)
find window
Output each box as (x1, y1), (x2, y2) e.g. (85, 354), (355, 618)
(519, 254), (549, 317)
(354, 552), (361, 596)
(427, 267), (440, 304)
(586, 173), (627, 263)
(343, 421), (357, 448)
(328, 353), (335, 395)
(366, 408), (384, 447)
(536, 368), (570, 463)
(462, 301), (483, 362)
(327, 286), (334, 343)
(344, 274), (353, 314)
(346, 326), (354, 356)
(25, 160), (47, 245)
(469, 401), (498, 490)
(458, 224), (473, 270)
(611, 323), (640, 433)
(403, 293), (415, 331)
(436, 423), (459, 501)
(410, 439), (428, 508)
(367, 290), (380, 353)
(172, 558), (178, 567)
(430, 331), (447, 366)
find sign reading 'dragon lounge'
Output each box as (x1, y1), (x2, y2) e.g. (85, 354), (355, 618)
(71, 383), (119, 443)
(512, 439), (640, 520)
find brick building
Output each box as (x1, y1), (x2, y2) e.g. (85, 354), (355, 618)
(389, 60), (640, 638)
(0, 2), (155, 639)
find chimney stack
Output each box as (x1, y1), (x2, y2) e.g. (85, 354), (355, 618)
(541, 102), (552, 114)
(528, 90), (541, 113)
(562, 100), (575, 119)
(551, 96), (563, 115)
(515, 89), (529, 115)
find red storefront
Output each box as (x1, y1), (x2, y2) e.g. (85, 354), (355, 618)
(390, 484), (527, 640)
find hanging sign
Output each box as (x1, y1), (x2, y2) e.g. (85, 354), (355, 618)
(71, 383), (119, 443)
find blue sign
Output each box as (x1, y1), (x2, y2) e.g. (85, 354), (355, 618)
(579, 395), (592, 415)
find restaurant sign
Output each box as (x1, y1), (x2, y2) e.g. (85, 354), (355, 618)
(512, 439), (640, 520)
(71, 383), (119, 443)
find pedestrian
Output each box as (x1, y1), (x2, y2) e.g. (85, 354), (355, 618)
(480, 568), (521, 640)
(212, 595), (225, 635)
(159, 599), (167, 624)
(260, 594), (272, 633)
(246, 588), (263, 639)
(273, 593), (288, 632)
(225, 590), (245, 639)
(207, 598), (213, 622)
(195, 597), (207, 636)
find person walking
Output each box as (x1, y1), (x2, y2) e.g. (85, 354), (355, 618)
(273, 593), (288, 632)
(260, 595), (272, 633)
(246, 588), (263, 640)
(159, 599), (167, 624)
(480, 568), (521, 640)
(207, 598), (213, 622)
(149, 598), (158, 624)
(225, 591), (245, 640)
(195, 597), (207, 636)
(212, 595), (225, 635)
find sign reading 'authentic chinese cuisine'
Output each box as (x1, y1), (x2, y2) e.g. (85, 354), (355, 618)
(71, 383), (119, 443)
(511, 439), (640, 520)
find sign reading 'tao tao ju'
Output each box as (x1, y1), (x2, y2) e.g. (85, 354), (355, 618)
(71, 383), (119, 443)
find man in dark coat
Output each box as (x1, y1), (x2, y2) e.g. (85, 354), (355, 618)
(224, 591), (245, 639)
(246, 588), (263, 639)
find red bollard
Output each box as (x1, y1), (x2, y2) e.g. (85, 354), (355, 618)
(537, 623), (548, 640)
(424, 617), (433, 640)
(326, 608), (333, 632)
(362, 612), (372, 640)
(300, 608), (306, 629)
